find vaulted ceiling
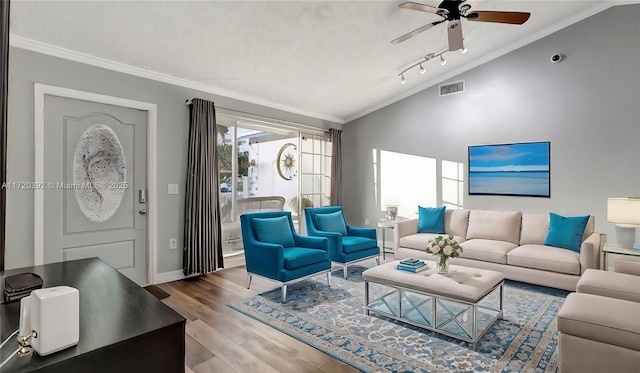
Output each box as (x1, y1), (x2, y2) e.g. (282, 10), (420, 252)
(10, 1), (617, 123)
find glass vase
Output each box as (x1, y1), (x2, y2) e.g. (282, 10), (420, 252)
(437, 259), (449, 274)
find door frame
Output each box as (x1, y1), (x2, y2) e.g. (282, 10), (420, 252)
(33, 83), (158, 285)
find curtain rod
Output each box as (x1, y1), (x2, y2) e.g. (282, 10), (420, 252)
(185, 98), (331, 135)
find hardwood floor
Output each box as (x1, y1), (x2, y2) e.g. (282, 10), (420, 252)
(158, 256), (361, 373)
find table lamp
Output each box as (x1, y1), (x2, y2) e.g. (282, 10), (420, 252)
(607, 197), (640, 249)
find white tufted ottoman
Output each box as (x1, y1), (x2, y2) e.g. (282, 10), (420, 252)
(363, 260), (505, 350)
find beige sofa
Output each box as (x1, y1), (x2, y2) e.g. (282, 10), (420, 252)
(557, 261), (640, 372)
(394, 209), (601, 291)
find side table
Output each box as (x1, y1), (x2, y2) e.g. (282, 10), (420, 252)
(602, 242), (640, 271)
(378, 219), (399, 260)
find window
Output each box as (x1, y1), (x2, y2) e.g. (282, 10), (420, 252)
(380, 150), (437, 218)
(216, 113), (331, 257)
(442, 160), (464, 209)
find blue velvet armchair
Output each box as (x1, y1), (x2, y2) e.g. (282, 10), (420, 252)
(304, 206), (380, 279)
(240, 211), (331, 302)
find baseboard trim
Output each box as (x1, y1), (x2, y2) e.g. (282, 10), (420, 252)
(154, 270), (194, 285)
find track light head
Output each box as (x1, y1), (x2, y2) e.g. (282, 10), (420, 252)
(400, 74), (406, 84)
(461, 48), (468, 54)
(419, 64), (425, 74)
(440, 55), (447, 66)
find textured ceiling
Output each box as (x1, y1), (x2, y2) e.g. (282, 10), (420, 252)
(10, 1), (615, 123)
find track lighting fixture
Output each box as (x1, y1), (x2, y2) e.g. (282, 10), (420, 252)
(396, 49), (450, 85)
(440, 55), (447, 66)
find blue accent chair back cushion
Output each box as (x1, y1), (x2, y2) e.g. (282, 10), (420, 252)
(315, 210), (348, 236)
(253, 215), (296, 247)
(418, 206), (446, 233)
(544, 212), (589, 252)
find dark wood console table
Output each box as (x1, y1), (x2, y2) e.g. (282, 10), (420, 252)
(0, 258), (185, 372)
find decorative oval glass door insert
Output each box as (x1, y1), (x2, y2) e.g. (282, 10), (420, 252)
(73, 124), (127, 223)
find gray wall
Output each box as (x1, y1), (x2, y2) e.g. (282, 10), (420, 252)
(342, 4), (640, 242)
(6, 47), (340, 274)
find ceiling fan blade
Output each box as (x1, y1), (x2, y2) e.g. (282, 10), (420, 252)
(391, 20), (444, 44)
(398, 2), (446, 16)
(466, 11), (531, 25)
(447, 20), (464, 51)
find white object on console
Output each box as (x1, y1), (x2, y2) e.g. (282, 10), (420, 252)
(26, 286), (79, 356)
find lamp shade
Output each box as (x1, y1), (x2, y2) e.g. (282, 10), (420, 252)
(607, 198), (640, 225)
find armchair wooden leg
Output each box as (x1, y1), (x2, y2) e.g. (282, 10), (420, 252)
(246, 274), (252, 289)
(326, 272), (331, 287)
(343, 264), (348, 279)
(281, 285), (288, 303)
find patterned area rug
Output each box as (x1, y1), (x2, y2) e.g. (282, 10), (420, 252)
(229, 260), (569, 373)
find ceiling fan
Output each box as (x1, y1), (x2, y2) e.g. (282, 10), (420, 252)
(392, 0), (531, 51)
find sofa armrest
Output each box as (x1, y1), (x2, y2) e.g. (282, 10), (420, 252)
(579, 232), (601, 274)
(245, 242), (285, 277)
(614, 260), (640, 276)
(294, 235), (329, 252)
(347, 226), (377, 240)
(394, 218), (418, 252)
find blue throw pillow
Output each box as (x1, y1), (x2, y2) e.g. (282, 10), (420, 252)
(544, 213), (589, 253)
(418, 206), (446, 234)
(315, 211), (348, 236)
(253, 216), (296, 247)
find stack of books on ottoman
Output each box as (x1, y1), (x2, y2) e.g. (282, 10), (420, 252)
(397, 258), (428, 273)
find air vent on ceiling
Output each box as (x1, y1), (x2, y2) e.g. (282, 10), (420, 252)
(439, 80), (465, 97)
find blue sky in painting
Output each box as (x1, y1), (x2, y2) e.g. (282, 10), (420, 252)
(469, 142), (550, 172)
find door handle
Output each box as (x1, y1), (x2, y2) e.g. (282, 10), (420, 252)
(138, 189), (146, 204)
(139, 209), (147, 215)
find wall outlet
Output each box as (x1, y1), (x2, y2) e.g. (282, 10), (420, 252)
(168, 184), (179, 195)
(169, 238), (177, 250)
(364, 218), (370, 225)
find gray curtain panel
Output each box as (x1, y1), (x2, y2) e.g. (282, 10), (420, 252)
(183, 98), (223, 276)
(0, 0), (9, 270)
(329, 128), (342, 206)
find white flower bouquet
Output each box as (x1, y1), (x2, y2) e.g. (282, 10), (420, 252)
(426, 234), (463, 273)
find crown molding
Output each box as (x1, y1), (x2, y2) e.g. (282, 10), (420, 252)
(345, 1), (615, 123)
(9, 34), (346, 125)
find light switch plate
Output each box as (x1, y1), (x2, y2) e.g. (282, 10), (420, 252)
(168, 184), (179, 195)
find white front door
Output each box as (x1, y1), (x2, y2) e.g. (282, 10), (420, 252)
(40, 94), (148, 284)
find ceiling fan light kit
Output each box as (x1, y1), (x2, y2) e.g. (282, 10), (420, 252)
(393, 0), (530, 84)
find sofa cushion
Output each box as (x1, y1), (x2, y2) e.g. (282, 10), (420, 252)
(577, 269), (640, 303)
(507, 244), (581, 275)
(614, 260), (640, 276)
(558, 293), (640, 352)
(283, 247), (328, 269)
(583, 216), (595, 239)
(315, 211), (348, 236)
(399, 233), (466, 252)
(341, 236), (377, 254)
(466, 210), (522, 244)
(520, 213), (549, 245)
(417, 206), (445, 233)
(459, 239), (517, 264)
(544, 213), (589, 253)
(445, 209), (470, 238)
(253, 216), (295, 247)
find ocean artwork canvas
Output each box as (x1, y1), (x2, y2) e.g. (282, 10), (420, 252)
(468, 142), (550, 197)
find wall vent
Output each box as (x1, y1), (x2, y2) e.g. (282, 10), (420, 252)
(439, 80), (465, 97)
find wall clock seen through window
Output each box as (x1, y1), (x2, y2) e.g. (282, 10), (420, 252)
(276, 143), (297, 180)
